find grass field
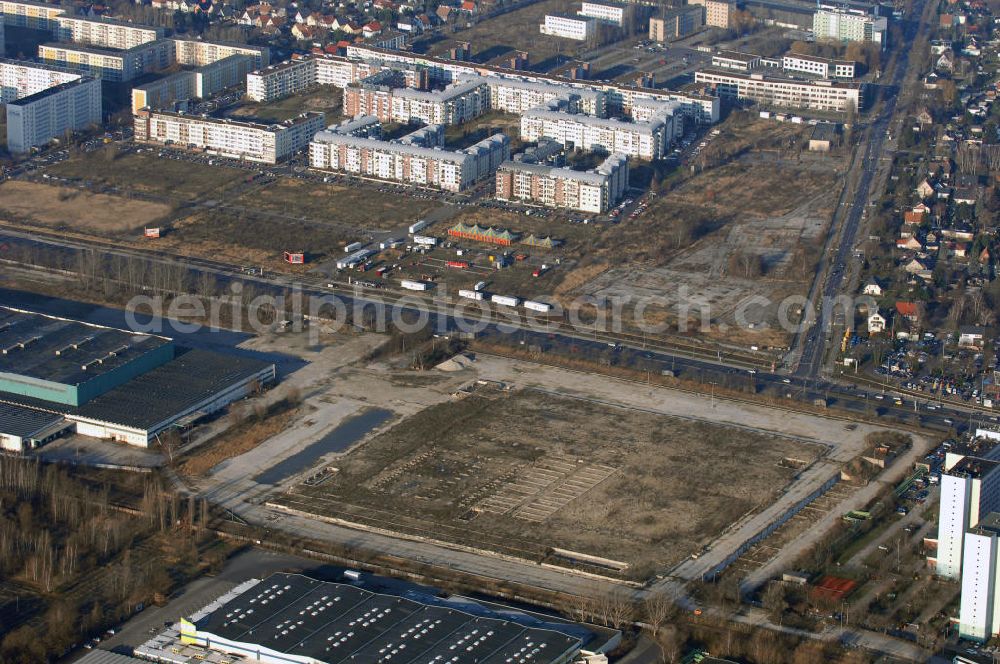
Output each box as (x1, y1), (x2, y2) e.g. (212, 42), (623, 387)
(46, 149), (246, 199)
(245, 177), (441, 230)
(224, 88), (343, 123)
(0, 181), (171, 235)
(273, 390), (820, 577)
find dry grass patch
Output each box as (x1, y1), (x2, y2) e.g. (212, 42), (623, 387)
(0, 181), (171, 235)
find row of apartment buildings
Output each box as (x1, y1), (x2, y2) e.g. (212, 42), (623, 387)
(40, 37), (268, 82)
(133, 109), (324, 163)
(495, 153), (628, 213)
(246, 45), (719, 125)
(309, 119), (509, 192)
(0, 57), (101, 152)
(131, 54), (254, 113)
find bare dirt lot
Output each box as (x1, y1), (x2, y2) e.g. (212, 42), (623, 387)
(274, 389), (821, 576)
(0, 181), (172, 234)
(244, 177), (440, 231)
(549, 117), (844, 345)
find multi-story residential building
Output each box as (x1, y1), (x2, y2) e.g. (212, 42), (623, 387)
(782, 53), (856, 78)
(345, 77), (489, 125)
(711, 51), (761, 72)
(539, 14), (597, 40)
(309, 125), (509, 192)
(520, 102), (674, 160)
(487, 78), (607, 116)
(649, 7), (703, 41)
(246, 57), (316, 101)
(495, 153), (628, 213)
(336, 44), (719, 124)
(578, 1), (627, 27)
(927, 438), (1000, 642)
(7, 76), (101, 152)
(812, 7), (887, 47)
(53, 16), (163, 49)
(0, 0), (66, 31)
(39, 40), (173, 82)
(133, 109), (325, 163)
(246, 55), (423, 103)
(170, 38), (269, 70)
(694, 68), (861, 112)
(688, 0), (730, 28)
(960, 514), (1000, 642)
(132, 54), (253, 113)
(0, 58), (81, 103)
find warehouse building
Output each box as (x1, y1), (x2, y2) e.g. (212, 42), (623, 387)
(0, 307), (276, 449)
(7, 76), (101, 152)
(694, 68), (861, 112)
(0, 403), (72, 452)
(175, 573), (590, 664)
(134, 109), (325, 163)
(495, 153), (628, 213)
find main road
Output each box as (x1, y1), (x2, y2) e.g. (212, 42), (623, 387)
(793, 0), (927, 379)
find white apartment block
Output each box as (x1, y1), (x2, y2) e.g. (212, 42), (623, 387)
(309, 126), (509, 192)
(487, 78), (607, 116)
(782, 54), (856, 79)
(39, 40), (173, 82)
(695, 69), (861, 112)
(134, 109), (325, 163)
(520, 105), (673, 160)
(540, 14), (596, 40)
(495, 153), (628, 213)
(0, 0), (65, 30)
(170, 38), (269, 70)
(812, 7), (887, 47)
(0, 58), (81, 103)
(688, 0), (730, 29)
(7, 76), (101, 152)
(246, 55), (407, 103)
(579, 1), (627, 27)
(54, 16), (163, 50)
(960, 522), (1000, 642)
(392, 79), (489, 125)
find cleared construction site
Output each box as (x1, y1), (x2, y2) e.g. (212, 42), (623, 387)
(270, 387), (823, 579)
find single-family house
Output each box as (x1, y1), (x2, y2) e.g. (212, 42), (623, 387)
(868, 311), (887, 334)
(896, 301), (921, 324)
(862, 279), (884, 296)
(959, 325), (986, 348)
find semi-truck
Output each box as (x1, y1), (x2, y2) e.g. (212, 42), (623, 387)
(400, 279), (430, 291)
(491, 294), (519, 307)
(523, 300), (553, 312)
(458, 289), (484, 300)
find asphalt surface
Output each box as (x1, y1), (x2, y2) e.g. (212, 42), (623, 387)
(793, 0), (924, 380)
